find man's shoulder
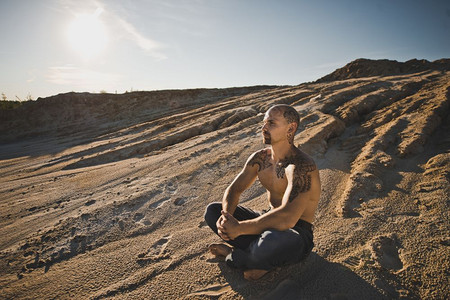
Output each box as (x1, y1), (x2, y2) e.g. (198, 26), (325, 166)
(289, 148), (317, 172)
(294, 148), (315, 162)
(253, 147), (271, 156)
(247, 148), (272, 171)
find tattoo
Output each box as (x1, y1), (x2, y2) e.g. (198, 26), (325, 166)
(275, 152), (317, 201)
(275, 153), (295, 179)
(287, 132), (294, 144)
(289, 155), (316, 202)
(248, 149), (272, 172)
(283, 109), (298, 125)
(276, 163), (285, 178)
(283, 109), (298, 145)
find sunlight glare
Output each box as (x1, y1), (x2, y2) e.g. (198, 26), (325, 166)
(67, 9), (108, 59)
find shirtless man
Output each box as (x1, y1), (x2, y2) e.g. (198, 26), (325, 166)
(204, 104), (321, 280)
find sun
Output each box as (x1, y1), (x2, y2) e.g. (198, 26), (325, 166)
(67, 9), (108, 59)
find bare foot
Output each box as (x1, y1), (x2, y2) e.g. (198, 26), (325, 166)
(208, 243), (232, 258)
(243, 269), (269, 281)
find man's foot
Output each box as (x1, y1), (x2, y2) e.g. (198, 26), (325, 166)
(208, 243), (232, 258)
(243, 269), (269, 281)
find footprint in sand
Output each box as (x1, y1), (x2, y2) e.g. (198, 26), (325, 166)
(133, 213), (144, 222)
(149, 196), (171, 209)
(173, 197), (186, 206)
(187, 283), (231, 297)
(369, 235), (403, 270)
(84, 199), (96, 206)
(165, 181), (178, 194)
(133, 213), (152, 226)
(137, 235), (171, 262)
(343, 256), (361, 269)
(198, 220), (208, 228)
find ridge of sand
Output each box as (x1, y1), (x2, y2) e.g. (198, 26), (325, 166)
(0, 60), (449, 299)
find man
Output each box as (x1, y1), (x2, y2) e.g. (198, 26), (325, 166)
(204, 104), (321, 280)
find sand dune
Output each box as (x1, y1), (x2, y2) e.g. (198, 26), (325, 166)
(0, 58), (449, 299)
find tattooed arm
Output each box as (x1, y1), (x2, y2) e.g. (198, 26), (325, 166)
(217, 150), (268, 241)
(222, 149), (270, 214)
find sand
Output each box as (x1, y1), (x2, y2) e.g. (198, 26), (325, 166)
(0, 59), (449, 299)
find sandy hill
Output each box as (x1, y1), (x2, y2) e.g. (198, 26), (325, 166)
(0, 58), (449, 299)
(317, 58), (450, 82)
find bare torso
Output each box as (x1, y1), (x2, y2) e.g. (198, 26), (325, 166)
(255, 148), (320, 224)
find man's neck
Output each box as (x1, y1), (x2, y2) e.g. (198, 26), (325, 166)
(270, 142), (295, 162)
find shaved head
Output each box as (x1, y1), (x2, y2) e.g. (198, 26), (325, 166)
(267, 104), (300, 131)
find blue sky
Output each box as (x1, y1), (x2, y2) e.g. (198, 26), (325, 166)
(1, 0), (449, 100)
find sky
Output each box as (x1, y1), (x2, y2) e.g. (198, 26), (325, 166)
(1, 0), (449, 100)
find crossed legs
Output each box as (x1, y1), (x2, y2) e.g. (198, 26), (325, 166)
(207, 243), (269, 280)
(204, 202), (313, 280)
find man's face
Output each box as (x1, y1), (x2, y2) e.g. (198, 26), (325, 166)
(262, 108), (289, 145)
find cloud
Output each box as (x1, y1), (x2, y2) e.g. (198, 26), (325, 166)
(116, 18), (167, 60)
(46, 65), (122, 90)
(94, 0), (168, 60)
(59, 0), (167, 60)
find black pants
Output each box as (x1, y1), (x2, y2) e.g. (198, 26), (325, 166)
(204, 202), (314, 270)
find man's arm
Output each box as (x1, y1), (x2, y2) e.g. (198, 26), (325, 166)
(220, 159), (318, 238)
(222, 166), (257, 214)
(217, 151), (261, 240)
(222, 150), (267, 214)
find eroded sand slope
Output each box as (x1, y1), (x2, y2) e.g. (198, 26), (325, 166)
(0, 59), (449, 299)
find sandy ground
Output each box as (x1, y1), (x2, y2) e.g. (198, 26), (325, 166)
(0, 61), (449, 299)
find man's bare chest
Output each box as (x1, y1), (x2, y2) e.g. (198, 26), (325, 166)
(257, 166), (288, 196)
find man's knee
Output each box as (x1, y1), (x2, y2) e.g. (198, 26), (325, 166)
(204, 202), (222, 228)
(251, 229), (310, 268)
(260, 229), (290, 243)
(251, 230), (284, 258)
(251, 230), (298, 258)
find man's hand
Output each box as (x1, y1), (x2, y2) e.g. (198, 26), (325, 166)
(217, 211), (241, 240)
(216, 214), (231, 241)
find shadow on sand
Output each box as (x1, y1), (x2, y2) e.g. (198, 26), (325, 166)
(218, 252), (386, 299)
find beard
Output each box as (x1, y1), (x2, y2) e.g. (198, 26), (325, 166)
(263, 134), (271, 144)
